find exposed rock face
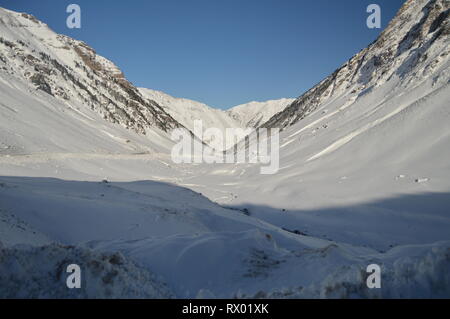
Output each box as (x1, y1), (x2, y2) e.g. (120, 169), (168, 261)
(263, 0), (450, 129)
(0, 8), (180, 135)
(30, 73), (52, 95)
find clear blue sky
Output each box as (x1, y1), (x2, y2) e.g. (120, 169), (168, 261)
(0, 0), (405, 109)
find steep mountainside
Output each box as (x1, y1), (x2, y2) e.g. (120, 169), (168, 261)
(227, 98), (295, 127)
(0, 7), (180, 155)
(138, 88), (294, 150)
(139, 88), (239, 130)
(263, 0), (449, 129)
(139, 88), (241, 149)
(181, 0), (450, 259)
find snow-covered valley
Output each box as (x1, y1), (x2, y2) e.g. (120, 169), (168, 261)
(1, 0), (450, 298)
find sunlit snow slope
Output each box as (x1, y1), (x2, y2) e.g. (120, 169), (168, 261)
(228, 98), (295, 127)
(139, 88), (242, 150)
(192, 0), (450, 247)
(0, 7), (178, 156)
(138, 88), (294, 150)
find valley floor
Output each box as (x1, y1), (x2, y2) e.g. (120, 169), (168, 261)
(1, 151), (449, 298)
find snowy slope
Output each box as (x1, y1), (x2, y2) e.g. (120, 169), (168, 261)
(139, 88), (241, 150)
(0, 73), (175, 155)
(264, 0), (450, 129)
(1, 175), (449, 298)
(0, 7), (179, 156)
(139, 88), (239, 131)
(138, 89), (294, 150)
(186, 0), (450, 250)
(228, 98), (295, 127)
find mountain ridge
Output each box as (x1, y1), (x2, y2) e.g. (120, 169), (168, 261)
(262, 0), (449, 129)
(0, 7), (180, 136)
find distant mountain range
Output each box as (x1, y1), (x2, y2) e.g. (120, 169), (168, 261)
(0, 5), (295, 153)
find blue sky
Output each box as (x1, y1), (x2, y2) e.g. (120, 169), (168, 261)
(0, 0), (405, 109)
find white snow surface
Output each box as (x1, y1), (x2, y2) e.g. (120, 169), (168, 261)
(1, 0), (450, 298)
(138, 88), (293, 150)
(227, 98), (295, 127)
(138, 88), (241, 150)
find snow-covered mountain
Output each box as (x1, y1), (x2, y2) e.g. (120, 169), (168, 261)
(227, 98), (295, 127)
(138, 88), (295, 150)
(139, 88), (239, 130)
(216, 0), (450, 243)
(263, 0), (450, 129)
(139, 88), (242, 150)
(1, 0), (450, 299)
(0, 7), (180, 155)
(0, 5), (290, 154)
(139, 89), (295, 149)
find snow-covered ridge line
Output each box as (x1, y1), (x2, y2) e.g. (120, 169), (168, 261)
(263, 0), (450, 129)
(227, 98), (295, 127)
(0, 7), (180, 135)
(138, 87), (240, 149)
(139, 88), (294, 130)
(139, 88), (293, 150)
(1, 5), (294, 147)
